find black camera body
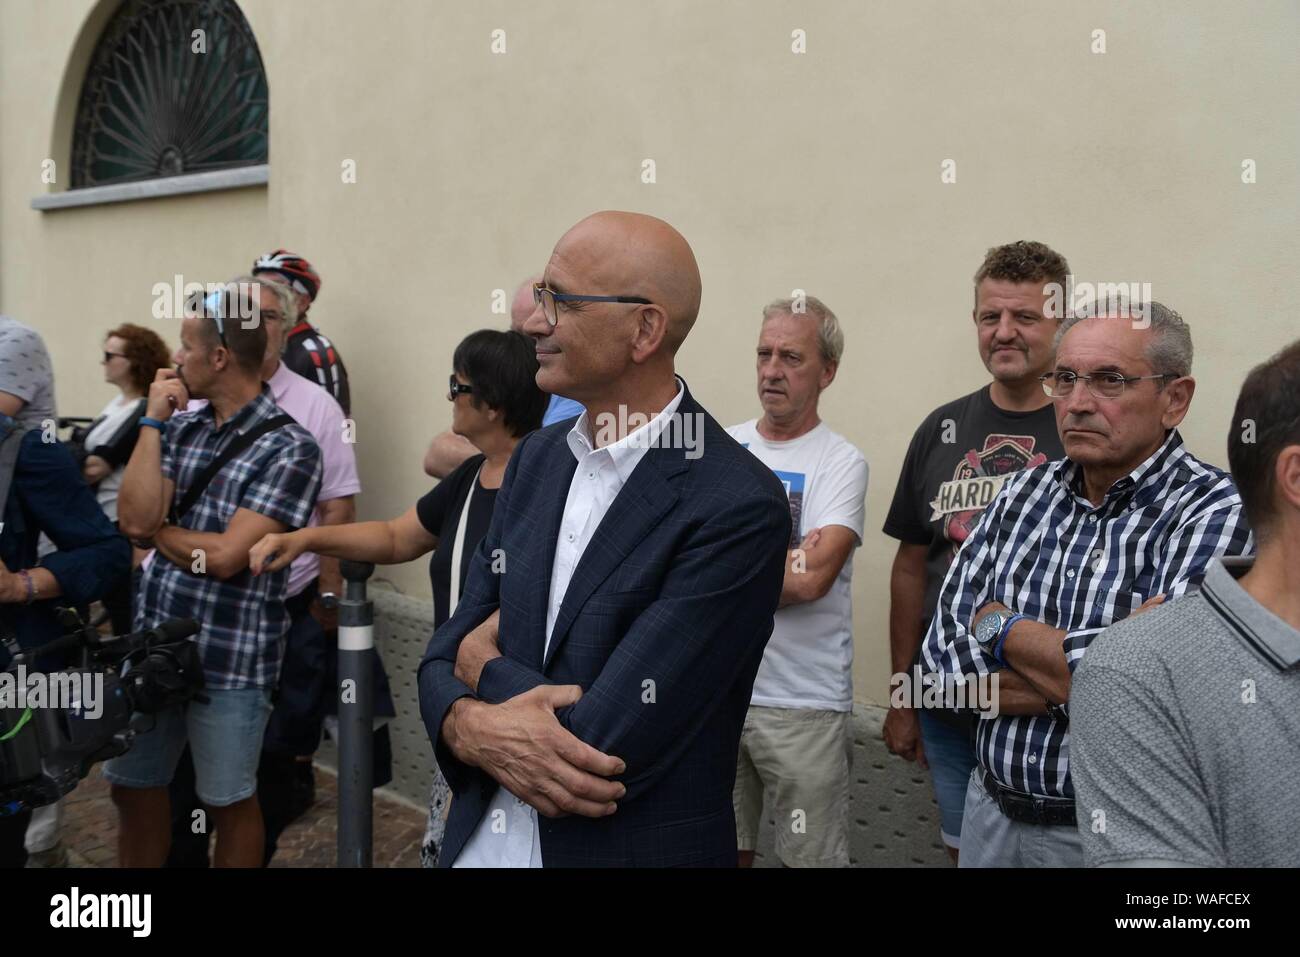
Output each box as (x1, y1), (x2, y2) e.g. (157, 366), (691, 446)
(0, 612), (204, 816)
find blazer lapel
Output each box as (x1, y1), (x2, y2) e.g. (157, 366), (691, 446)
(525, 437), (578, 671)
(542, 437), (690, 673)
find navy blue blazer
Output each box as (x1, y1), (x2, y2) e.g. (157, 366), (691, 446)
(418, 384), (791, 867)
(0, 428), (131, 671)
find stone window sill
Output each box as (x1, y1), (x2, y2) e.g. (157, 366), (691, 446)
(31, 164), (268, 211)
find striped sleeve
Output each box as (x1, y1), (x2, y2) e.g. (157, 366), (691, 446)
(921, 476), (1014, 682)
(1062, 482), (1253, 673)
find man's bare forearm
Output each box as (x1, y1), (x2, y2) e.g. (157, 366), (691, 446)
(118, 428), (165, 537)
(155, 525), (240, 578)
(454, 611), (502, 693)
(985, 669), (1050, 715)
(424, 431), (477, 480)
(1001, 619), (1071, 704)
(888, 549), (929, 678)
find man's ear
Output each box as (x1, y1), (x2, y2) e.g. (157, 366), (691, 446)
(820, 359), (839, 391)
(630, 305), (670, 364)
(1277, 444), (1300, 514)
(209, 344), (231, 373)
(1160, 375), (1196, 429)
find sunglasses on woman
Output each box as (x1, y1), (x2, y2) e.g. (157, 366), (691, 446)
(448, 374), (473, 400)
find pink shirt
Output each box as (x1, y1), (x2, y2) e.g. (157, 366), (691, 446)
(266, 362), (361, 597)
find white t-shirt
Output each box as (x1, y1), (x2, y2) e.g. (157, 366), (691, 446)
(84, 393), (141, 522)
(727, 419), (868, 711)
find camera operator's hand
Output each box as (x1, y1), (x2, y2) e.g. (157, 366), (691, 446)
(249, 531), (307, 576)
(0, 563), (21, 603)
(146, 369), (190, 422)
(0, 564), (54, 604)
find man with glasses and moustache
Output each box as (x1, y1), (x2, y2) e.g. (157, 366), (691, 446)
(920, 301), (1253, 867)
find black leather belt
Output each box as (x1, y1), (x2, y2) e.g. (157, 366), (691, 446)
(982, 769), (1077, 827)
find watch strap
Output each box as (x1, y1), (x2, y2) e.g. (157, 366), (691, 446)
(991, 612), (1027, 666)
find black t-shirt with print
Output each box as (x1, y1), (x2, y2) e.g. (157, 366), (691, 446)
(883, 384), (1065, 639)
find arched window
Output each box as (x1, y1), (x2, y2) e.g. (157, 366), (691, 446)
(70, 0), (268, 189)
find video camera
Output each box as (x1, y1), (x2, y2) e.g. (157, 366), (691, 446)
(0, 609), (204, 815)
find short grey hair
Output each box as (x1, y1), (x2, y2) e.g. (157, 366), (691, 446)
(1054, 299), (1192, 379)
(762, 295), (844, 365)
(229, 273), (299, 329)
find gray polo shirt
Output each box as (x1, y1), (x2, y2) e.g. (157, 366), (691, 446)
(0, 315), (57, 429)
(1071, 557), (1300, 867)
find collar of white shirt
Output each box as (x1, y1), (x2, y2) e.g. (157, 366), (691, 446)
(564, 376), (686, 484)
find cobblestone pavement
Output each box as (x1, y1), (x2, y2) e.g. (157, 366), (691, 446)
(53, 764), (425, 868)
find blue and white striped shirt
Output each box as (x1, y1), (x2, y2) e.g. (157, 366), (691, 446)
(921, 429), (1253, 798)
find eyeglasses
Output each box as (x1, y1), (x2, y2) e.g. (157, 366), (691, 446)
(448, 375), (473, 401)
(103, 351), (127, 363)
(532, 281), (652, 328)
(1040, 370), (1176, 399)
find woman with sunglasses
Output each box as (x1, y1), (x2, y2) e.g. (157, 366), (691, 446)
(249, 328), (546, 866)
(83, 323), (172, 632)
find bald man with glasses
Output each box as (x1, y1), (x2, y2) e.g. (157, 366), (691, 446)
(419, 211), (791, 868)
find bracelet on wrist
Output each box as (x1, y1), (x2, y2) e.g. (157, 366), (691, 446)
(18, 569), (37, 605)
(139, 416), (165, 431)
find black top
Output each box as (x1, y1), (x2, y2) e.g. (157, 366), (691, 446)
(883, 384), (1065, 634)
(283, 321), (351, 417)
(416, 453), (499, 627)
(84, 398), (148, 469)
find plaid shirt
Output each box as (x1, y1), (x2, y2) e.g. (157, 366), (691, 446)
(921, 429), (1253, 798)
(136, 387), (322, 690)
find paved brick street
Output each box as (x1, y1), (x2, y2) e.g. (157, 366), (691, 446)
(55, 764), (425, 868)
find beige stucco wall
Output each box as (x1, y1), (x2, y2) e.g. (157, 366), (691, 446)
(2, 0), (1297, 708)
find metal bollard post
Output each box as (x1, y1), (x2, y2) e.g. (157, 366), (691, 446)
(337, 560), (375, 867)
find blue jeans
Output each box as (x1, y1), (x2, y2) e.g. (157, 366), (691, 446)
(103, 687), (273, 807)
(918, 709), (978, 849)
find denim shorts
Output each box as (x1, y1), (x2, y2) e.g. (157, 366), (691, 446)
(918, 709), (978, 849)
(103, 687), (273, 807)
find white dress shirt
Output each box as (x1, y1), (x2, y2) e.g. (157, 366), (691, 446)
(453, 378), (686, 868)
